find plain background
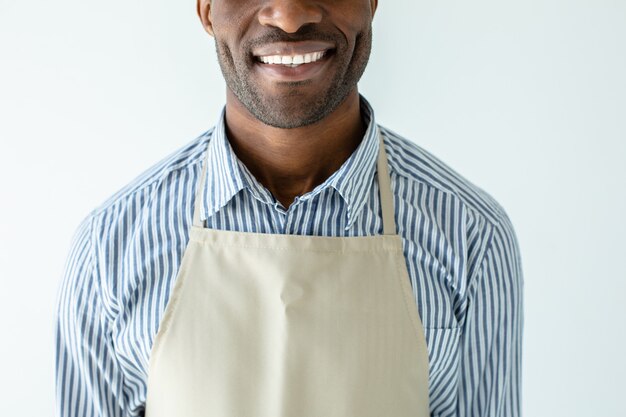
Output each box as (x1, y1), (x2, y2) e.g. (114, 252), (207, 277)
(1, 0), (625, 415)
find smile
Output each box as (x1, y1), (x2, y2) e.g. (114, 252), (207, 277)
(252, 44), (334, 82)
(256, 50), (328, 67)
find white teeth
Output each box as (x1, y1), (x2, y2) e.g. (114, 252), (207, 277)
(258, 51), (326, 66)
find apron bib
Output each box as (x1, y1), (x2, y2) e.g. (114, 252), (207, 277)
(145, 130), (430, 417)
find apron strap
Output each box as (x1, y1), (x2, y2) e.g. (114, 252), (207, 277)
(192, 147), (211, 228)
(376, 128), (397, 236)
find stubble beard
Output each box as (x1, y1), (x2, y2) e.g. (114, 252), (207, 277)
(214, 27), (372, 129)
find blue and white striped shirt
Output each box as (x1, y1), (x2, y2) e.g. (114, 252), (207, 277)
(55, 96), (523, 417)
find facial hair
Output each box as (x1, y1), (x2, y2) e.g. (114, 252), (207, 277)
(214, 24), (372, 129)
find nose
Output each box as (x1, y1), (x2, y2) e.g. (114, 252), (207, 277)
(258, 0), (323, 33)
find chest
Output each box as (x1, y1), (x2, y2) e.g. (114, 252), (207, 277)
(107, 186), (469, 414)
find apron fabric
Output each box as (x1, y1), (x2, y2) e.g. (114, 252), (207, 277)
(145, 129), (430, 417)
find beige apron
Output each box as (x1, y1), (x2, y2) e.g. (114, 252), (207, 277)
(145, 130), (430, 417)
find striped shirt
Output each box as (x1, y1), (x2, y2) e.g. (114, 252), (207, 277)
(55, 96), (523, 417)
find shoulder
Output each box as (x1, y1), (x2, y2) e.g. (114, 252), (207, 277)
(75, 127), (213, 269)
(380, 125), (522, 284)
(380, 124), (510, 229)
(91, 128), (213, 219)
(66, 129), (213, 313)
(78, 128), (213, 243)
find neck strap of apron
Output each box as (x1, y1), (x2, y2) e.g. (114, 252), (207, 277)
(192, 155), (209, 228)
(192, 127), (397, 236)
(375, 128), (397, 236)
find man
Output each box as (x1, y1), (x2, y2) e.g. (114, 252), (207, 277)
(55, 1), (523, 416)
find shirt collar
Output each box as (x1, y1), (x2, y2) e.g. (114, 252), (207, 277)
(201, 95), (380, 230)
(201, 107), (247, 218)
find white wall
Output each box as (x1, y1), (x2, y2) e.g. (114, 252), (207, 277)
(1, 1), (624, 415)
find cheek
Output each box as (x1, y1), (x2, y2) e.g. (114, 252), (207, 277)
(333, 11), (372, 48)
(212, 28), (246, 69)
(209, 2), (257, 41)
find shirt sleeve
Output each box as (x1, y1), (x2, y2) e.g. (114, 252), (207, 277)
(456, 210), (524, 416)
(54, 214), (128, 417)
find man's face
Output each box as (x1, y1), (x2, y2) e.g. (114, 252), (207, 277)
(202, 0), (377, 129)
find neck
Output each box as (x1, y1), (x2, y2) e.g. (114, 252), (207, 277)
(224, 89), (366, 209)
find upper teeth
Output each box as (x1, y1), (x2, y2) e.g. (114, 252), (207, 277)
(258, 51), (326, 66)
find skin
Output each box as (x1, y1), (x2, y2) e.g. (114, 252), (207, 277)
(196, 0), (378, 209)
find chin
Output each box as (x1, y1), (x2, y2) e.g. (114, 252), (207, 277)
(246, 94), (336, 129)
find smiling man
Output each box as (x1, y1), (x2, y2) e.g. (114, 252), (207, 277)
(55, 1), (523, 417)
